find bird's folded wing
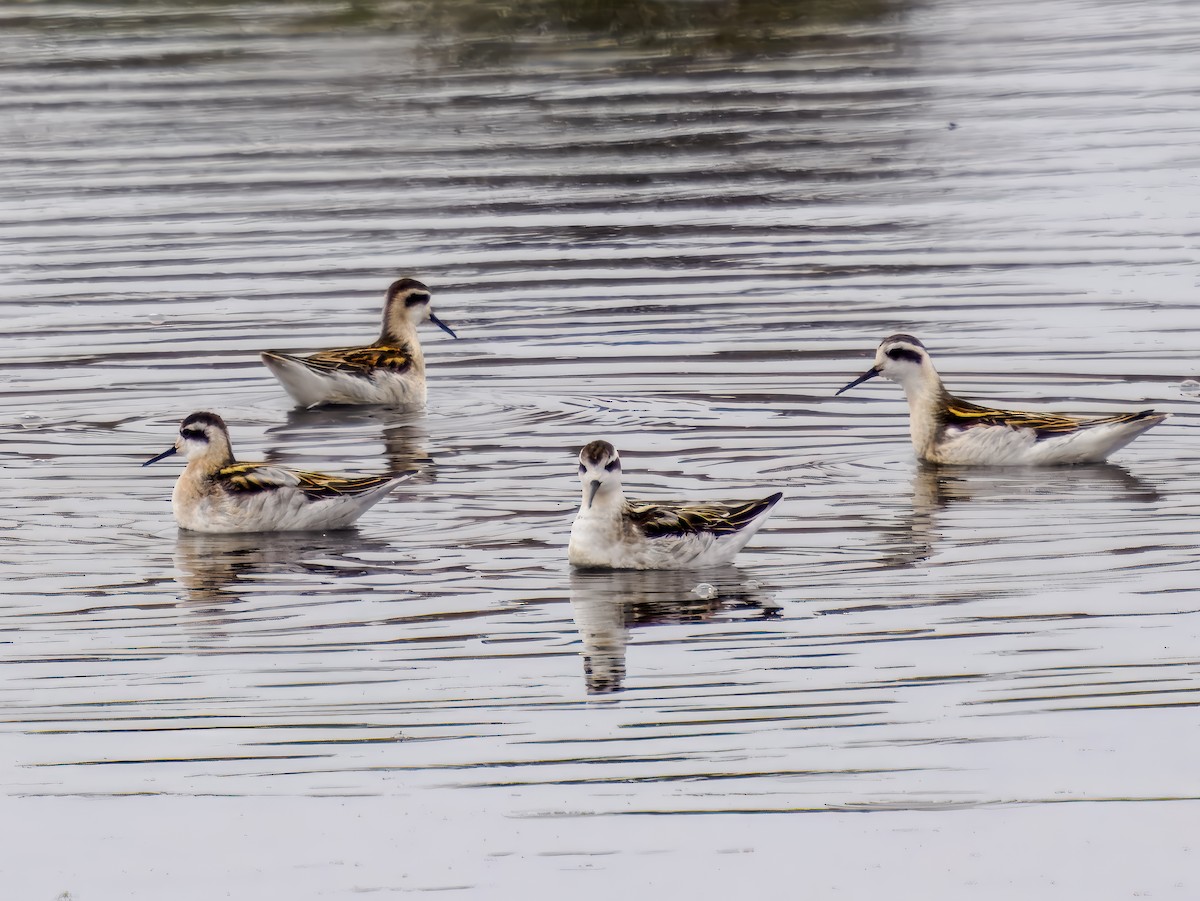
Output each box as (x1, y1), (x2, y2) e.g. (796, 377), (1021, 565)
(944, 396), (1156, 436)
(216, 462), (302, 494)
(629, 494), (780, 538)
(217, 463), (394, 499)
(292, 344), (413, 376)
(290, 469), (399, 499)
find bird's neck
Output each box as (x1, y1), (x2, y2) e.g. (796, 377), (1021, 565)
(897, 369), (951, 456)
(581, 484), (626, 518)
(379, 317), (420, 347)
(186, 443), (235, 478)
(898, 367), (948, 407)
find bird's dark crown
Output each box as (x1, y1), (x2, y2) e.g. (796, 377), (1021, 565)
(180, 411), (226, 434)
(580, 440), (619, 468)
(385, 277), (433, 307)
(881, 334), (925, 350)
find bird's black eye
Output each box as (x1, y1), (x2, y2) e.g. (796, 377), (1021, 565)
(180, 428), (207, 441)
(578, 463), (586, 473)
(404, 292), (432, 308)
(886, 347), (923, 364)
(604, 459), (620, 472)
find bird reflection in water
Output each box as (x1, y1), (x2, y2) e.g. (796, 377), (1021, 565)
(568, 567), (781, 694)
(266, 406), (432, 482)
(173, 529), (397, 628)
(879, 462), (1161, 569)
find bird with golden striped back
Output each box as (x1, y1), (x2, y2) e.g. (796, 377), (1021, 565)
(568, 440), (782, 569)
(143, 412), (410, 532)
(260, 277), (457, 408)
(836, 334), (1166, 465)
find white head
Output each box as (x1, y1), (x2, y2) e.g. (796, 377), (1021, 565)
(381, 277), (457, 342)
(577, 440), (624, 509)
(837, 334), (938, 395)
(143, 411), (234, 469)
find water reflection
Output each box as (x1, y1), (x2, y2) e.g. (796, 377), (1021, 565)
(265, 407), (431, 481)
(915, 461), (1161, 514)
(878, 463), (1163, 569)
(568, 567), (781, 693)
(5, 0), (904, 72)
(434, 0), (898, 61)
(173, 529), (397, 611)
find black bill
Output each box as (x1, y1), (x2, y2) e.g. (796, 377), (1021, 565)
(142, 446), (178, 467)
(429, 312), (458, 339)
(836, 366), (880, 396)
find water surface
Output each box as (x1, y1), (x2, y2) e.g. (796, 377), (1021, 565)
(2, 0), (1200, 897)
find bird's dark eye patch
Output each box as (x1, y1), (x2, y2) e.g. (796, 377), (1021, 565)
(404, 292), (432, 308)
(578, 463), (586, 473)
(886, 347), (924, 364)
(180, 428), (208, 441)
(604, 459), (620, 472)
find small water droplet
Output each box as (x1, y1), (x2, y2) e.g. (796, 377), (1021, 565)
(1180, 379), (1200, 396)
(18, 412), (42, 429)
(742, 578), (764, 590)
(692, 582), (717, 600)
(148, 315), (165, 326)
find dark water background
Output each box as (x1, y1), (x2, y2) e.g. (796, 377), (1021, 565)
(2, 1), (1199, 897)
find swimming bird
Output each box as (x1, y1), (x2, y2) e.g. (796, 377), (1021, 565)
(568, 440), (782, 569)
(143, 411), (409, 533)
(836, 334), (1167, 465)
(260, 277), (457, 408)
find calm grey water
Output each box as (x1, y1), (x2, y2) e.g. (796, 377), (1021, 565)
(2, 1), (1200, 898)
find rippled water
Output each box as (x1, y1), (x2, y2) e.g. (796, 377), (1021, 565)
(3, 0), (1200, 897)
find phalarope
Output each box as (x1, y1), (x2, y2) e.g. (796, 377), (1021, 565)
(836, 334), (1167, 465)
(568, 441), (782, 570)
(260, 277), (457, 408)
(143, 412), (409, 533)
